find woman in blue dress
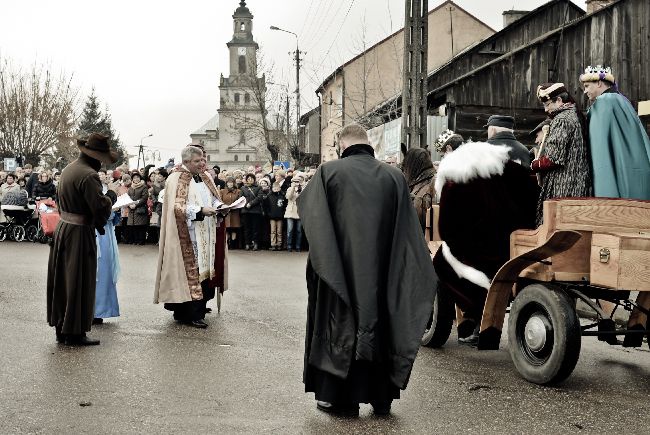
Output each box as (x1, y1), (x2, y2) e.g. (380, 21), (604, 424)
(94, 190), (121, 324)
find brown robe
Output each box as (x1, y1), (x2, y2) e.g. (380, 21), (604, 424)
(47, 154), (112, 335)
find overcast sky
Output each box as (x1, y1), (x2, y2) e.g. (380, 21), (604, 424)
(0, 0), (584, 166)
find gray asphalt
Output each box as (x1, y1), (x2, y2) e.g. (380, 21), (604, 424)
(1, 242), (649, 434)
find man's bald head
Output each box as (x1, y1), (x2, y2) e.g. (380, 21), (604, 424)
(338, 123), (369, 151)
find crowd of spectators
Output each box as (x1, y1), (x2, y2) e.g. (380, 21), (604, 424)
(0, 159), (316, 250)
(99, 162), (315, 251)
(0, 164), (60, 208)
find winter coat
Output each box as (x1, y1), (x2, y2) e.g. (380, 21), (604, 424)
(0, 183), (20, 203)
(33, 179), (57, 200)
(408, 167), (436, 232)
(264, 190), (286, 219)
(127, 183), (150, 226)
(220, 187), (242, 227)
(150, 182), (165, 216)
(487, 131), (531, 168)
(26, 172), (39, 197)
(240, 185), (263, 215)
(284, 184), (302, 219)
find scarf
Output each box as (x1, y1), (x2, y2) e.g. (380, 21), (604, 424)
(131, 179), (145, 189)
(341, 144), (375, 158)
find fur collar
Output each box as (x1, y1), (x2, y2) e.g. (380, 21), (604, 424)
(434, 141), (510, 198)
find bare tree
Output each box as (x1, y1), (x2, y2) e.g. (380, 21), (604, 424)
(0, 59), (80, 164)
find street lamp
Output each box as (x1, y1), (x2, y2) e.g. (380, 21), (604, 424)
(270, 25), (302, 146)
(137, 133), (153, 169)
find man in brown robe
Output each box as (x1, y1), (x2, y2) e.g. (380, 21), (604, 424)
(47, 133), (115, 346)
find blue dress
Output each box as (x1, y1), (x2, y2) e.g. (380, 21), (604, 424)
(94, 211), (121, 318)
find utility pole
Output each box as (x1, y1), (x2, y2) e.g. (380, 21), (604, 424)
(293, 45), (304, 146)
(400, 0), (428, 150)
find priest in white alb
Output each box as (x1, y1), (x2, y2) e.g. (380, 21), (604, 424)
(154, 145), (228, 328)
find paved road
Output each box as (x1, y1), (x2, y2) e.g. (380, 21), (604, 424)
(1, 242), (649, 434)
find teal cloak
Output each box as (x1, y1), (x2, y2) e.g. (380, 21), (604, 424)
(587, 91), (650, 199)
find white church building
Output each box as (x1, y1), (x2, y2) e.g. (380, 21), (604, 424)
(191, 1), (268, 171)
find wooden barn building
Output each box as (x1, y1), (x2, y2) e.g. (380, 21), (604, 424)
(426, 0), (650, 144)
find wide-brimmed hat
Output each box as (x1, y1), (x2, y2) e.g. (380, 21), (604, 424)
(78, 133), (118, 164)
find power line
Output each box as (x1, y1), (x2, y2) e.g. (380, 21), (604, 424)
(315, 0), (357, 74)
(298, 0), (318, 38)
(303, 0), (347, 51)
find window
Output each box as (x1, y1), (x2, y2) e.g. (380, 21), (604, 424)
(245, 155), (250, 161)
(239, 55), (246, 73)
(240, 22), (245, 31)
(234, 155), (239, 162)
(207, 155), (211, 162)
(234, 93), (240, 104)
(244, 93), (250, 104)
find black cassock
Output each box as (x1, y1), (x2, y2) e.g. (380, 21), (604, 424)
(298, 144), (437, 405)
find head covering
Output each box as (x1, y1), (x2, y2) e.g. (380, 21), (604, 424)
(258, 178), (270, 187)
(112, 170), (122, 179)
(536, 83), (568, 102)
(579, 65), (615, 84)
(434, 129), (464, 153)
(402, 147), (434, 184)
(529, 118), (552, 136)
(78, 133), (118, 164)
(483, 115), (515, 129)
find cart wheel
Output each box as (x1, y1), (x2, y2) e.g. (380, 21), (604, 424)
(26, 225), (38, 242)
(0, 225), (6, 242)
(12, 225), (26, 242)
(508, 284), (581, 385)
(422, 281), (455, 348)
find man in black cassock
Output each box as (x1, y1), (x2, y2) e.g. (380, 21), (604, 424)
(298, 124), (436, 417)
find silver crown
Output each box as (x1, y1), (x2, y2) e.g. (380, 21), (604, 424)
(584, 65), (612, 75)
(434, 129), (456, 152)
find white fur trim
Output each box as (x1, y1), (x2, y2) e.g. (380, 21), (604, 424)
(441, 242), (492, 290)
(434, 141), (510, 198)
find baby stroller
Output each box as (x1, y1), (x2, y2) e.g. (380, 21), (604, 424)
(34, 198), (60, 244)
(0, 203), (37, 242)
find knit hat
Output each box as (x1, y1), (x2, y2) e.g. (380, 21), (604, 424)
(579, 65), (615, 84)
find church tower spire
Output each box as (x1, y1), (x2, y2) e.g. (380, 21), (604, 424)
(227, 0), (258, 77)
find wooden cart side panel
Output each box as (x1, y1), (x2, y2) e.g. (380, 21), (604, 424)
(554, 199), (650, 234)
(478, 230), (582, 350)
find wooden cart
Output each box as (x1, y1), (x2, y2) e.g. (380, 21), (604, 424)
(422, 198), (650, 385)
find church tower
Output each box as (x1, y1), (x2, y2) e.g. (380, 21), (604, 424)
(212, 0), (266, 169)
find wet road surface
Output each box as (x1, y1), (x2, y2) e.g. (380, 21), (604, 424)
(1, 242), (649, 434)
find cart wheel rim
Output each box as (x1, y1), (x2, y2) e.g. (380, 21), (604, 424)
(424, 289), (439, 335)
(516, 305), (554, 365)
(524, 314), (551, 352)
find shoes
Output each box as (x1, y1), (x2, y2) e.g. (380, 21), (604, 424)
(252, 243), (259, 251)
(371, 401), (392, 416)
(296, 249), (301, 253)
(458, 325), (480, 347)
(244, 245), (250, 251)
(316, 401), (359, 417)
(92, 318), (104, 325)
(288, 248), (293, 252)
(64, 334), (100, 346)
(185, 319), (208, 329)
